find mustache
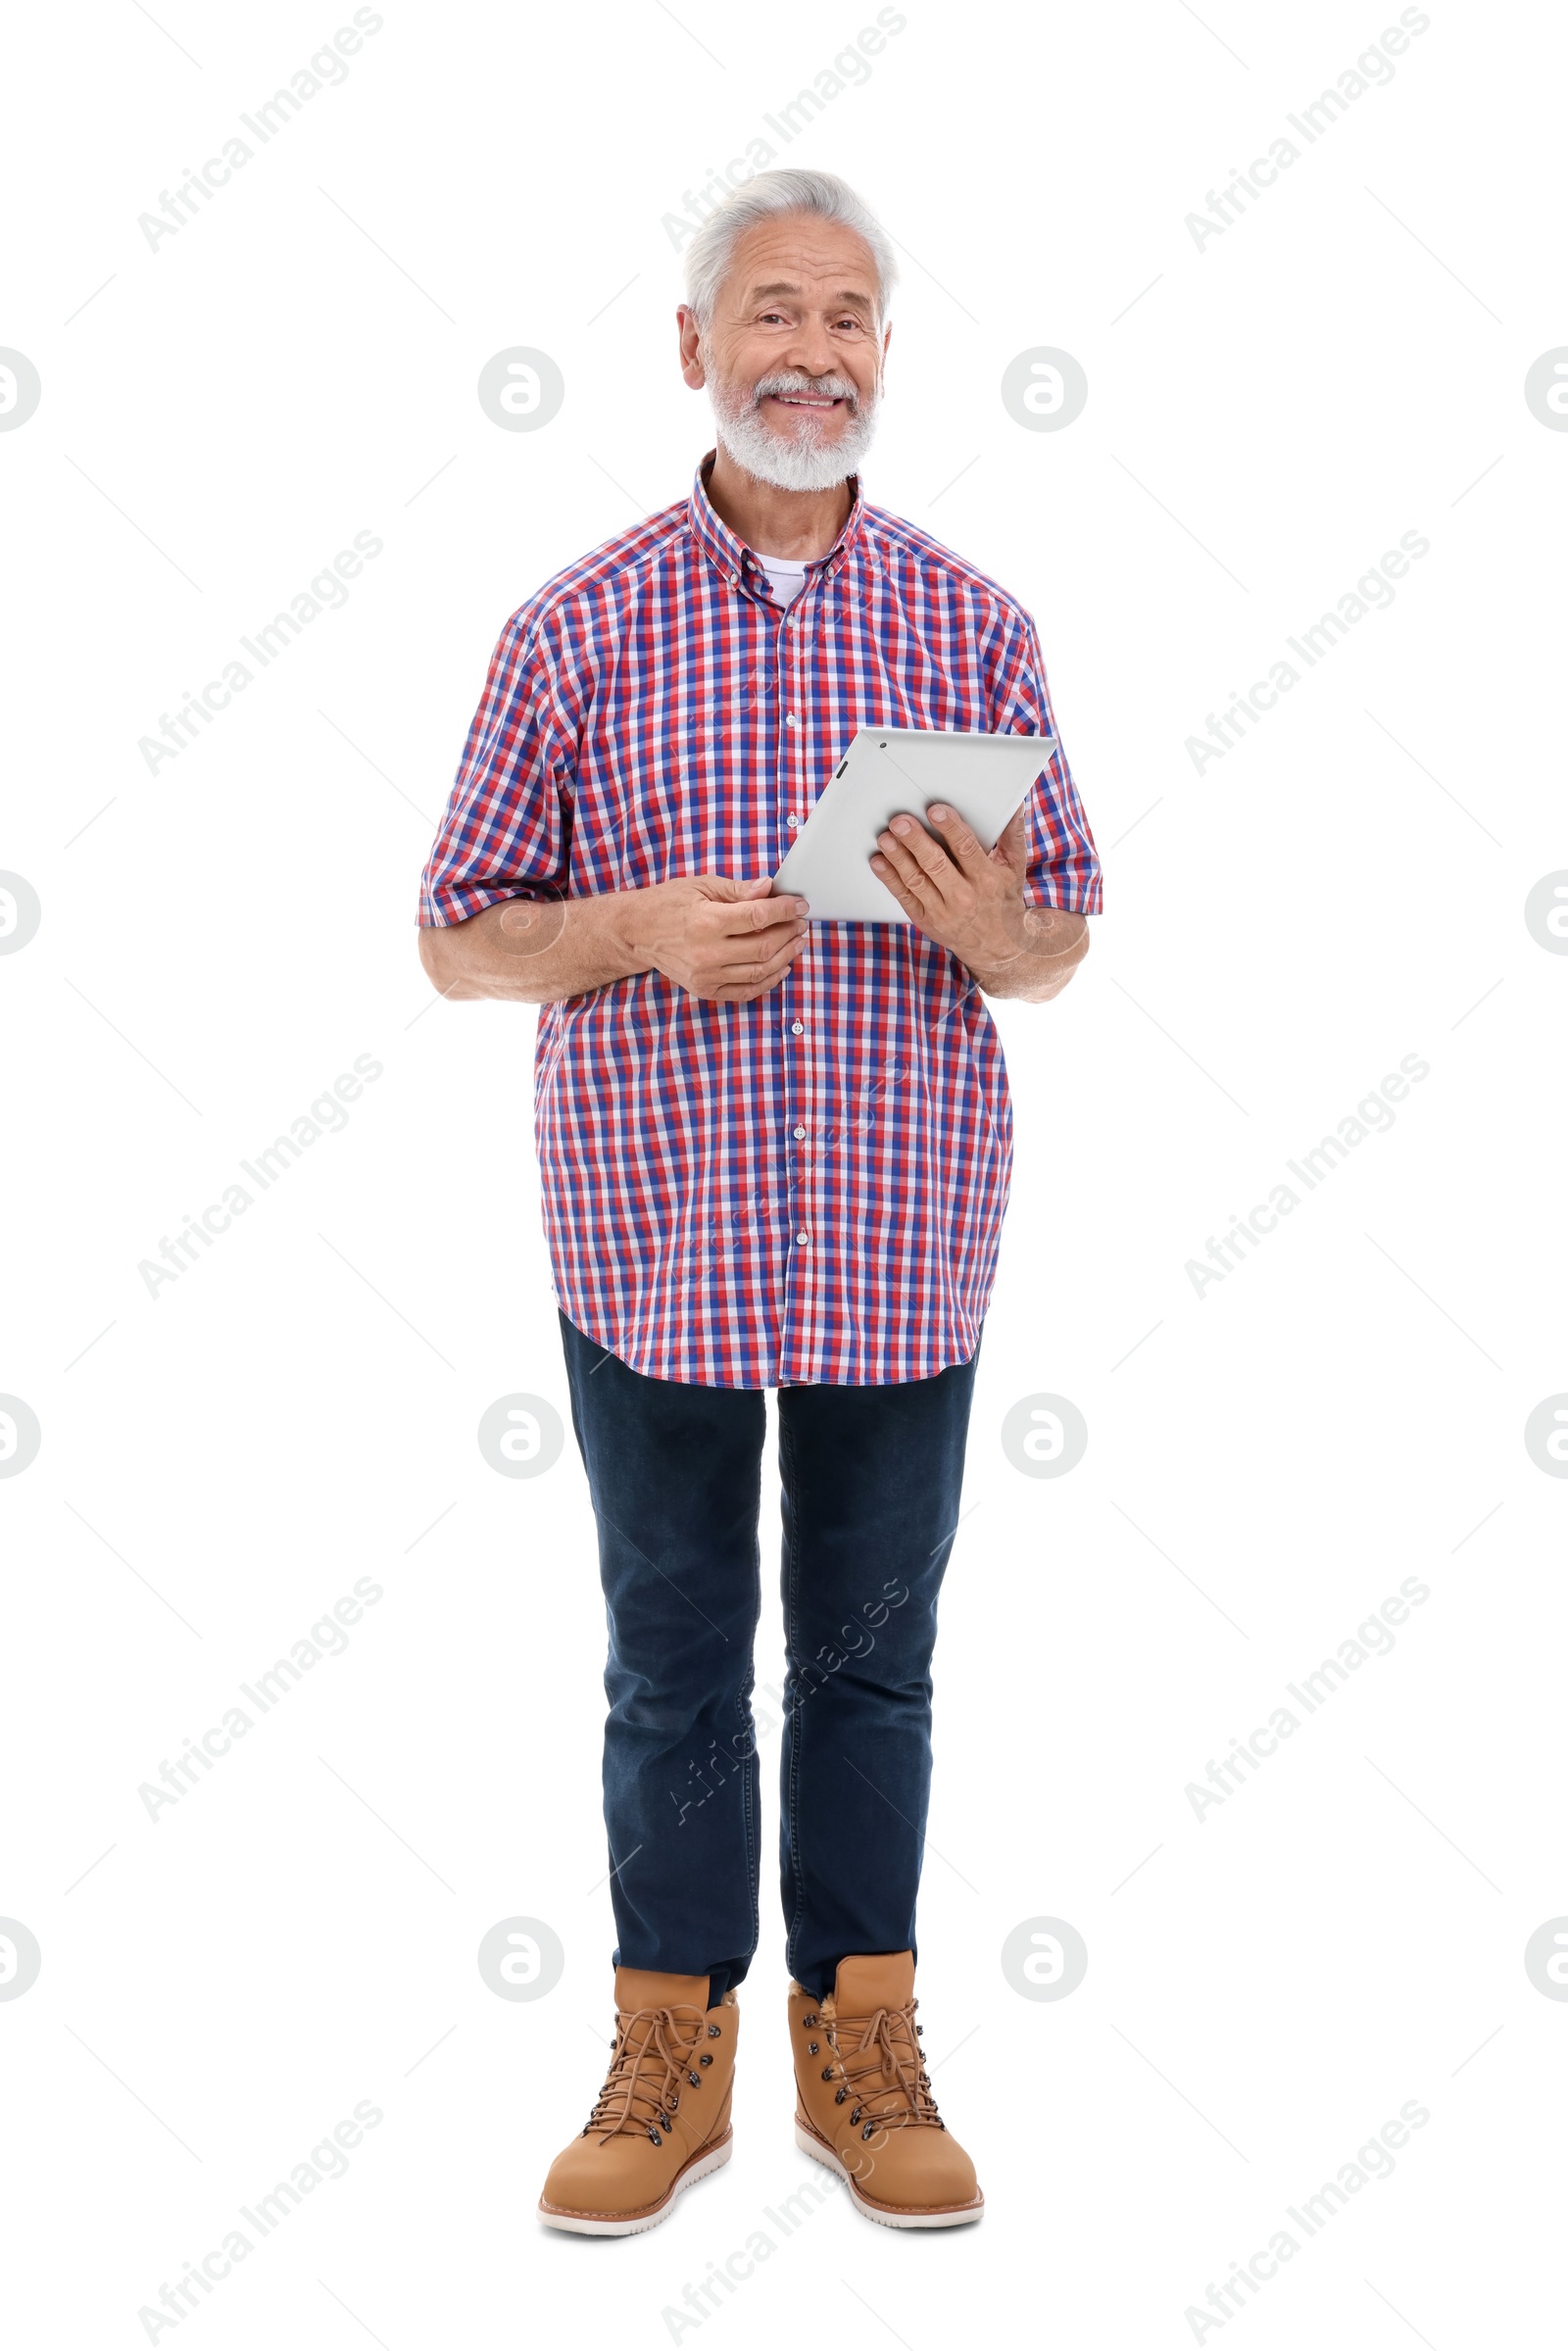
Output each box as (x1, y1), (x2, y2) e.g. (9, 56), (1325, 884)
(751, 370), (862, 409)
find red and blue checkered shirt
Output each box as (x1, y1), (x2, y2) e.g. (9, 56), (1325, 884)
(419, 454), (1102, 1388)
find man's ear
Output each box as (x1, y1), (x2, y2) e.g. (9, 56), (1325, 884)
(677, 305), (707, 389)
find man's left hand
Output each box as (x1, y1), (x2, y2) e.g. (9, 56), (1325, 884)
(869, 803), (1031, 970)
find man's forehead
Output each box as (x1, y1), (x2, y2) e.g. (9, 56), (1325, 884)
(725, 219), (878, 303)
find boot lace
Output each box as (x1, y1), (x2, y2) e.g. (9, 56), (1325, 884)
(583, 2002), (709, 2146)
(823, 1996), (944, 2135)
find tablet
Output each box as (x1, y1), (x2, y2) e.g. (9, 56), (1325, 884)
(770, 725), (1057, 923)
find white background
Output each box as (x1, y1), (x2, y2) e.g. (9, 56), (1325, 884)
(3, 0), (1565, 2342)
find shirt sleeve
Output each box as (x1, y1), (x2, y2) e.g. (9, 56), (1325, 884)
(988, 605), (1102, 915)
(417, 606), (576, 928)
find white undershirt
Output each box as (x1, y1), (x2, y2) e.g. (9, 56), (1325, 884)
(758, 558), (810, 608)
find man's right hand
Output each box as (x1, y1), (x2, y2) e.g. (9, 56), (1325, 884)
(623, 874), (810, 1004)
(417, 874), (809, 1008)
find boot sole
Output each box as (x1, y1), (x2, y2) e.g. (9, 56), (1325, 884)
(794, 2118), (985, 2229)
(537, 2129), (733, 2236)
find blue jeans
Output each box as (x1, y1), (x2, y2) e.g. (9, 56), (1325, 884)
(558, 1311), (981, 2003)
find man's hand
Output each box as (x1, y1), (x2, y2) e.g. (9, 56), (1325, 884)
(623, 874), (810, 1004)
(417, 874), (809, 1007)
(869, 804), (1089, 1002)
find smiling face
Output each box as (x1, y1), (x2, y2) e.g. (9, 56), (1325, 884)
(679, 213), (891, 493)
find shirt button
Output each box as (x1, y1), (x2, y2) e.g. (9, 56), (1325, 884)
(791, 1021), (804, 1035)
(785, 813), (799, 829)
(784, 713), (797, 728)
(796, 1231), (809, 1246)
(793, 1125), (806, 1140)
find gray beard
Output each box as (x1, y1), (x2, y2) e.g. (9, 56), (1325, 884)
(707, 368), (879, 493)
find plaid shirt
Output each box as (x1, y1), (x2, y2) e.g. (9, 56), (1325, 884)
(419, 453), (1101, 1388)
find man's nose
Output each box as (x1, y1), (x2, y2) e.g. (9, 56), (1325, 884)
(781, 322), (841, 378)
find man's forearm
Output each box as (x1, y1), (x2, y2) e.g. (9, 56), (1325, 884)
(419, 885), (1087, 1009)
(418, 895), (647, 1004)
(965, 904), (1091, 1002)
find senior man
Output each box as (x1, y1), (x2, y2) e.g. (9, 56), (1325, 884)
(418, 168), (1100, 2234)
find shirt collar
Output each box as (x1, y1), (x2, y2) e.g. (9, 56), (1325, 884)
(687, 447), (866, 592)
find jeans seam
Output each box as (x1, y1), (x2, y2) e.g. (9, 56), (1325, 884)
(779, 1400), (808, 1981)
(737, 1527), (761, 1962)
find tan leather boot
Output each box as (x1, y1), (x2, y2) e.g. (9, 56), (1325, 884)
(790, 1951), (982, 2228)
(538, 1968), (738, 2234)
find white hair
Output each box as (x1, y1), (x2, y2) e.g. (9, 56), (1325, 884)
(682, 169), (898, 330)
